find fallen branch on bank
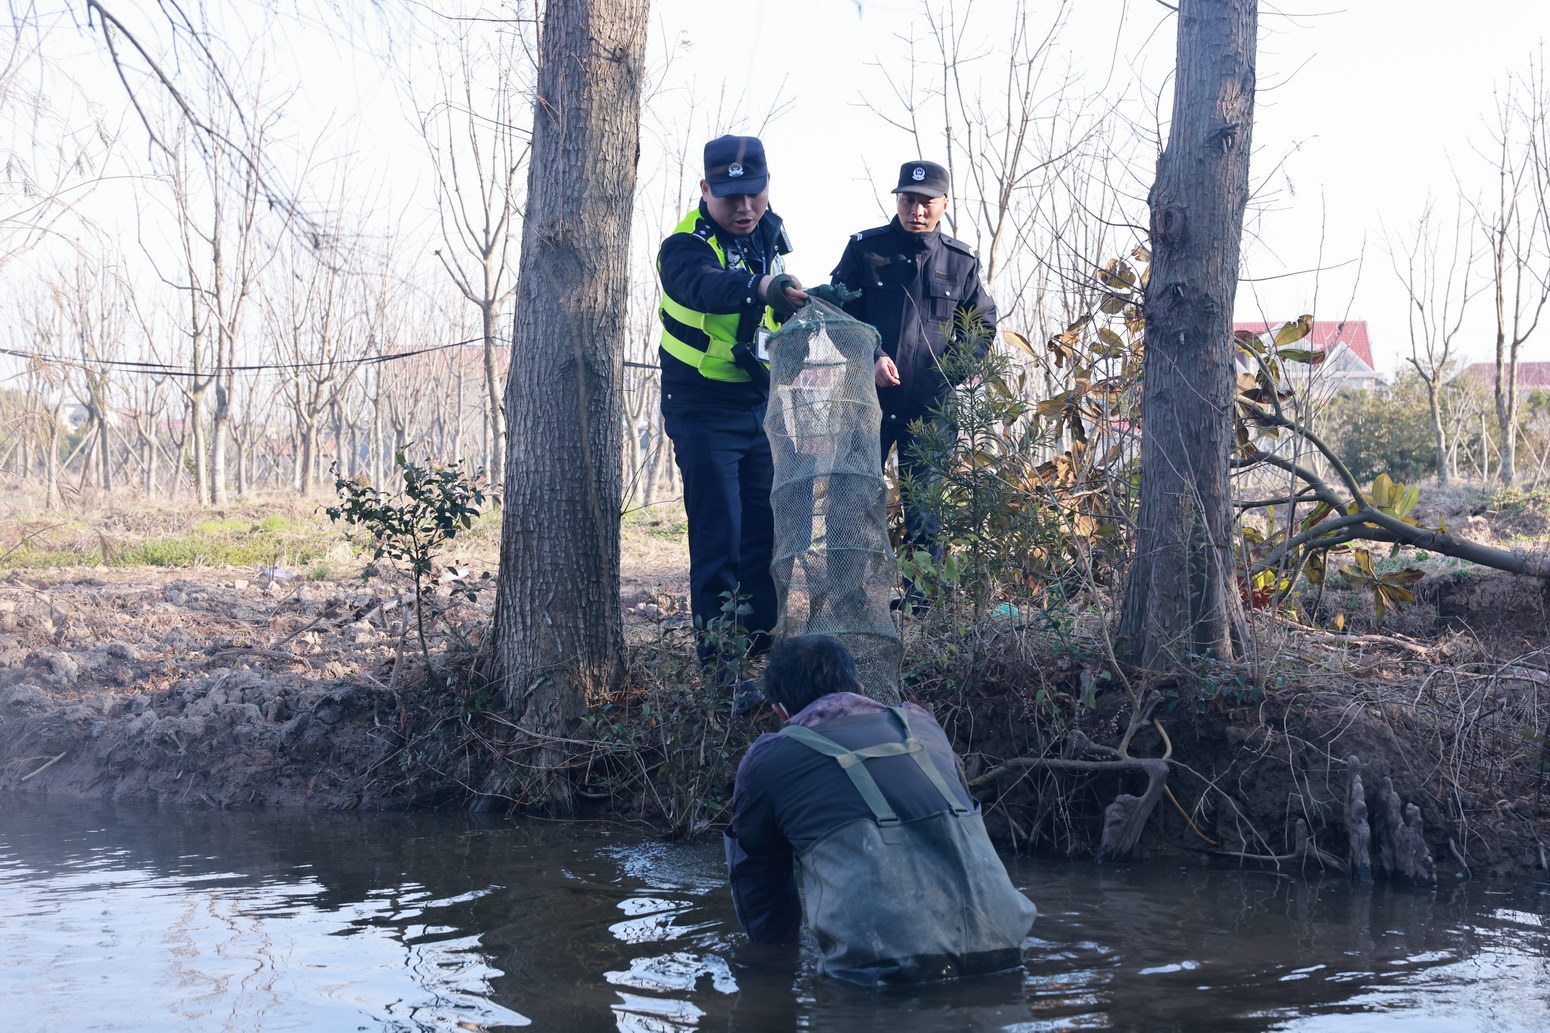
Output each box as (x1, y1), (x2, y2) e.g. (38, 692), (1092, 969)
(206, 647), (313, 669)
(20, 751), (68, 782)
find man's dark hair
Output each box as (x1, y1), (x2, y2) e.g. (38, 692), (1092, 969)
(762, 635), (860, 714)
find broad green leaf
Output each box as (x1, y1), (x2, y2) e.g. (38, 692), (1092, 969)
(1301, 501), (1334, 532)
(1272, 315), (1314, 346)
(1394, 483), (1421, 518)
(1380, 583), (1417, 607)
(1371, 473), (1395, 508)
(1275, 348), (1325, 365)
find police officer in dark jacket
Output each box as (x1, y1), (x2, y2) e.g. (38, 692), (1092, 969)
(831, 161), (996, 574)
(658, 135), (807, 671)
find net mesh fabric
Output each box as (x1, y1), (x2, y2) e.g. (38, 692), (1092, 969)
(764, 298), (902, 702)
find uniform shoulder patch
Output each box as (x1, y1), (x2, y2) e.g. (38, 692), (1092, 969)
(851, 224), (890, 243)
(941, 234), (976, 256)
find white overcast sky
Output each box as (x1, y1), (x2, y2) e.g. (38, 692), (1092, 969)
(13, 0), (1550, 374)
(643, 0), (1550, 373)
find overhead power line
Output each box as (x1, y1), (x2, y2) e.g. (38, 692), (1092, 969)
(0, 336), (484, 378)
(1, 339), (665, 379)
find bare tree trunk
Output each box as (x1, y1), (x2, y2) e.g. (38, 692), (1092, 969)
(1428, 394), (1449, 486)
(302, 424), (316, 493)
(483, 301), (505, 482)
(165, 409), (188, 500)
(453, 364), (466, 461)
(622, 372), (647, 506)
(210, 381), (229, 505)
(96, 413), (113, 493)
(492, 0), (648, 814)
(43, 417), (60, 510)
(1481, 61), (1550, 486)
(371, 377), (385, 487)
(331, 399), (345, 482)
(234, 430), (248, 496)
(189, 394), (209, 505)
(1120, 0), (1256, 669)
(143, 434), (157, 495)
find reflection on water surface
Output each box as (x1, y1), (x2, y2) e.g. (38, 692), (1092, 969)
(1, 797), (1546, 1032)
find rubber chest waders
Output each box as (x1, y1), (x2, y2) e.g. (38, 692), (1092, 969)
(778, 708), (1037, 984)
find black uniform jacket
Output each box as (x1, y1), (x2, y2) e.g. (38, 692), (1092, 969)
(724, 692), (973, 944)
(658, 203), (791, 408)
(831, 217), (997, 422)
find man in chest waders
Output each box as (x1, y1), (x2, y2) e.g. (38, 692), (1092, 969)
(725, 635), (1037, 984)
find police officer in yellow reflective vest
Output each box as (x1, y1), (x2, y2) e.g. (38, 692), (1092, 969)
(658, 135), (808, 675)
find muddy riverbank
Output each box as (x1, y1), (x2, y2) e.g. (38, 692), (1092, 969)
(2, 558), (1546, 883)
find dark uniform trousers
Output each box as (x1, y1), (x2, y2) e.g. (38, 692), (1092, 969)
(880, 413), (945, 562)
(663, 396), (777, 662)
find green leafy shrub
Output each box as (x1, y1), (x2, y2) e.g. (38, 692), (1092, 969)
(1320, 372), (1438, 485)
(326, 451), (490, 662)
(901, 290), (1141, 613)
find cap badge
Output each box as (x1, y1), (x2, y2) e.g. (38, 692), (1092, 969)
(728, 162), (744, 178)
(912, 166), (926, 181)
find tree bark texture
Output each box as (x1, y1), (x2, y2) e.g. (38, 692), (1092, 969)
(492, 0), (648, 814)
(1120, 0), (1257, 669)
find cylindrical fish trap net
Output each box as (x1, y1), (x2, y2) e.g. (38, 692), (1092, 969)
(764, 298), (902, 702)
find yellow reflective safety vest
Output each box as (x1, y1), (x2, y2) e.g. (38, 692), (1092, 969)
(658, 208), (781, 383)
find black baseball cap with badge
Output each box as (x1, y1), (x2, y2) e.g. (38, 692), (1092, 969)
(704, 135), (769, 197)
(892, 160), (950, 198)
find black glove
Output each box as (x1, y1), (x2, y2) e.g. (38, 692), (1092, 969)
(765, 272), (803, 322)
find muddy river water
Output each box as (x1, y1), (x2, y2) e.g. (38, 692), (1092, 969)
(1, 797), (1546, 1032)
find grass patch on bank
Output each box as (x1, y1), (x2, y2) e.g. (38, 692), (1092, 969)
(2, 528), (333, 570)
(1, 497), (340, 571)
(1491, 486), (1550, 514)
(623, 503), (688, 541)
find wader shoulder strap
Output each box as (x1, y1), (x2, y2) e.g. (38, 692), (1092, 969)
(779, 707), (970, 827)
(890, 707), (972, 818)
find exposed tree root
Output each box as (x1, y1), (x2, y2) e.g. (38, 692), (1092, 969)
(1212, 817), (1349, 873)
